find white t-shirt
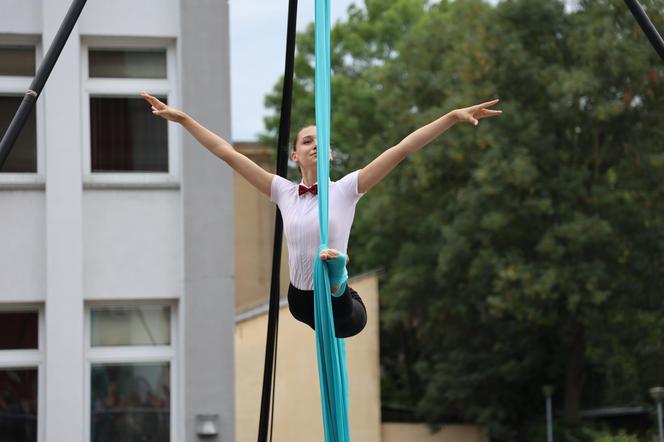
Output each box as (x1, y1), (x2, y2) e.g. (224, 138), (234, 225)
(270, 170), (364, 290)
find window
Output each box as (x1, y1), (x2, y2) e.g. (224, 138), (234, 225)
(0, 308), (43, 442)
(90, 305), (170, 347)
(86, 304), (176, 441)
(0, 47), (36, 77)
(90, 96), (169, 172)
(0, 311), (38, 349)
(0, 45), (39, 175)
(82, 42), (178, 185)
(88, 49), (167, 79)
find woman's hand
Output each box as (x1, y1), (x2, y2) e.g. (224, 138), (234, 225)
(141, 91), (186, 123)
(357, 98), (503, 193)
(453, 98), (502, 126)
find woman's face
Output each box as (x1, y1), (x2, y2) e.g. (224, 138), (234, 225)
(291, 125), (332, 174)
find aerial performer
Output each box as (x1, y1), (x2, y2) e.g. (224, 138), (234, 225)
(141, 91), (502, 338)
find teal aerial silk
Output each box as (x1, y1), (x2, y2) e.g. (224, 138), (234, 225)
(313, 0), (351, 440)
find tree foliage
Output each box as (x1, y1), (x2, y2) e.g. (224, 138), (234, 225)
(261, 1), (664, 440)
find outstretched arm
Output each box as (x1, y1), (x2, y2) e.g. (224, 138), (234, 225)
(141, 92), (274, 196)
(357, 99), (502, 194)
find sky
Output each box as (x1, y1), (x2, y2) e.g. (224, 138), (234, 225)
(228, 0), (536, 142)
(229, 0), (358, 141)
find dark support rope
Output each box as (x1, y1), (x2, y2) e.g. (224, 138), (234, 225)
(624, 0), (664, 62)
(0, 0), (88, 168)
(257, 0), (299, 441)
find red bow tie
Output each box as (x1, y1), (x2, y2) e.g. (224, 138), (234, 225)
(298, 184), (318, 196)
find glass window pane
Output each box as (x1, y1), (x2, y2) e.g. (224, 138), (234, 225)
(89, 50), (167, 79)
(0, 95), (37, 173)
(0, 369), (38, 442)
(90, 96), (168, 173)
(91, 306), (171, 347)
(0, 47), (36, 76)
(91, 363), (170, 442)
(0, 312), (38, 350)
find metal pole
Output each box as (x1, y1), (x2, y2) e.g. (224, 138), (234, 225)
(542, 385), (555, 442)
(624, 0), (664, 62)
(546, 395), (554, 442)
(650, 387), (664, 442)
(0, 0), (88, 168)
(657, 402), (663, 442)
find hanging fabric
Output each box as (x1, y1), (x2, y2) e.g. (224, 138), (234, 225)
(313, 0), (351, 440)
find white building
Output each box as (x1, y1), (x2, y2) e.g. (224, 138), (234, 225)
(0, 1), (235, 441)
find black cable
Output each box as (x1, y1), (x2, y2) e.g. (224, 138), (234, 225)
(0, 0), (88, 168)
(624, 0), (664, 62)
(257, 0), (299, 441)
(269, 317), (278, 441)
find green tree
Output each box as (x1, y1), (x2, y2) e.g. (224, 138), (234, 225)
(261, 0), (664, 440)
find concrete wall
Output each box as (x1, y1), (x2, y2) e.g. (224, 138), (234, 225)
(0, 190), (45, 300)
(40, 2), (85, 439)
(79, 0), (178, 37)
(180, 0), (235, 441)
(235, 273), (382, 442)
(83, 190), (182, 300)
(1, 0), (41, 34)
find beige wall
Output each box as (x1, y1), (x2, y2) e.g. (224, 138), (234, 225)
(382, 423), (487, 442)
(235, 273), (382, 442)
(232, 143), (486, 441)
(233, 142), (289, 313)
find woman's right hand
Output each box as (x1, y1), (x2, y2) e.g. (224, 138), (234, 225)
(141, 91), (185, 123)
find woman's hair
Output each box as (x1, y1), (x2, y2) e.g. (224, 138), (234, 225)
(292, 129), (301, 152)
(292, 125), (314, 152)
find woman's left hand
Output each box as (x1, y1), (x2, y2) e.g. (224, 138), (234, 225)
(453, 99), (502, 126)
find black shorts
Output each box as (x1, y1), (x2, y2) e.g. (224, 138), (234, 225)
(287, 283), (368, 338)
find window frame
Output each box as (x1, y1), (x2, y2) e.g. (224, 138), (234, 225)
(0, 36), (45, 187)
(81, 38), (179, 187)
(0, 304), (45, 442)
(84, 300), (178, 442)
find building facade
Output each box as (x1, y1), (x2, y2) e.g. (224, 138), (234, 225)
(0, 1), (234, 441)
